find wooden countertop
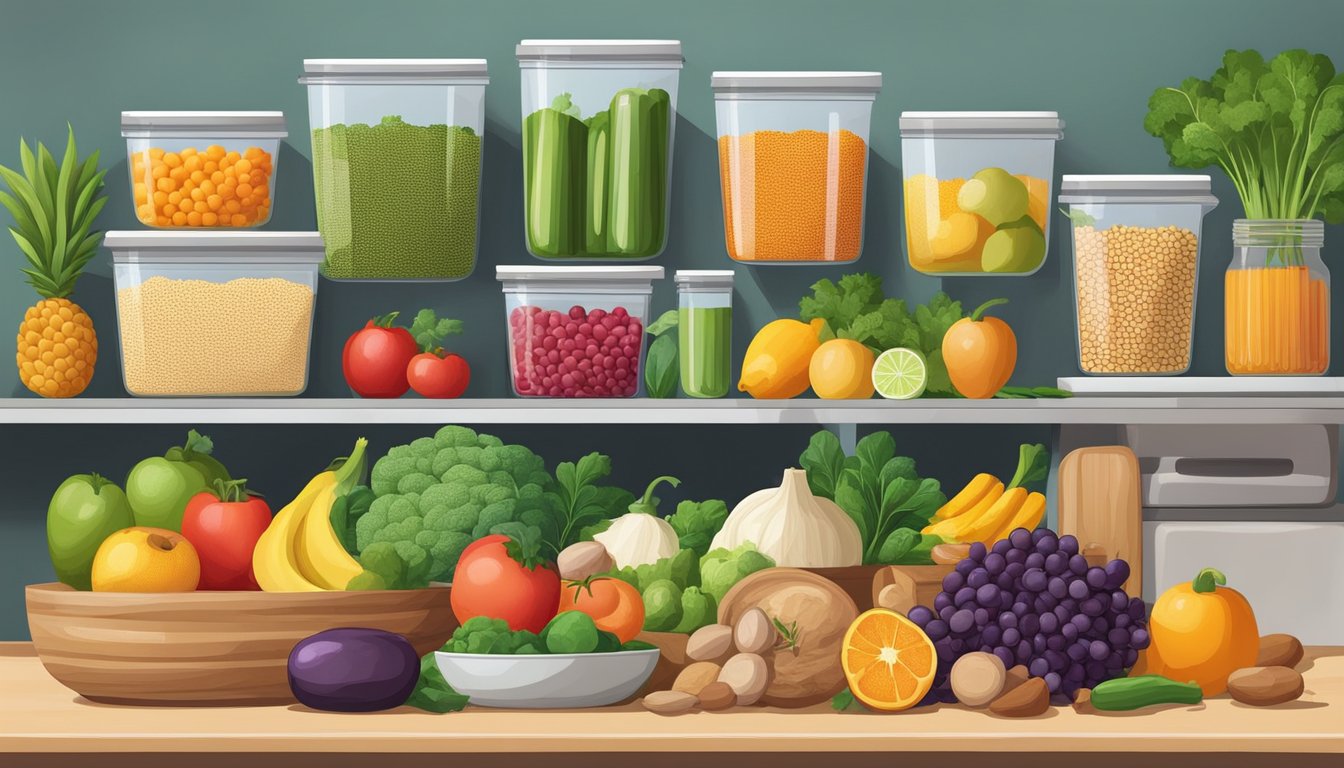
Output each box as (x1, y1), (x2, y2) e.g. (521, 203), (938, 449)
(2, 642), (1341, 768)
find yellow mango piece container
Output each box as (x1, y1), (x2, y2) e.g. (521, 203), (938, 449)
(900, 112), (1062, 276)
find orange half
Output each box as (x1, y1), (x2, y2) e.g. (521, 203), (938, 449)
(841, 608), (937, 711)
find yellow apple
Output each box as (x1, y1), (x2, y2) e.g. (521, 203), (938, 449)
(91, 526), (200, 592)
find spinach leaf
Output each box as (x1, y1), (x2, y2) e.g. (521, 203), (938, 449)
(644, 310), (679, 399)
(799, 430), (847, 499)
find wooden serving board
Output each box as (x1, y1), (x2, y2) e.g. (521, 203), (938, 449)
(1058, 446), (1143, 596)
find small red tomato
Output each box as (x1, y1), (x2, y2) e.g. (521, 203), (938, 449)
(180, 480), (272, 590)
(450, 534), (560, 633)
(407, 352), (471, 398)
(342, 312), (419, 398)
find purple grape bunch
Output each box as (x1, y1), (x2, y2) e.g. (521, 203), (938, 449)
(908, 528), (1149, 701)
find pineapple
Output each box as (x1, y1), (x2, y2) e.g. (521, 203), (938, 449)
(0, 126), (107, 397)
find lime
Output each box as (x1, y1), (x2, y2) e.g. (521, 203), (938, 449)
(872, 348), (928, 400)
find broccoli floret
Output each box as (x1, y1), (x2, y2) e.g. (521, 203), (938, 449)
(370, 456), (416, 496)
(424, 502), (480, 534)
(442, 463), (488, 487)
(700, 543), (775, 603)
(419, 483), (471, 515)
(472, 500), (517, 538)
(398, 472), (437, 495)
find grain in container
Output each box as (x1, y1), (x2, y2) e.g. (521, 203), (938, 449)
(105, 231), (323, 397)
(901, 111), (1062, 275)
(300, 59), (488, 280)
(1059, 175), (1217, 375)
(712, 72), (880, 264)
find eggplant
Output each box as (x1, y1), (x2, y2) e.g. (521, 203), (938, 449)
(288, 627), (419, 712)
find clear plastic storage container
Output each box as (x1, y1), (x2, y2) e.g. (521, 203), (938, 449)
(497, 265), (664, 397)
(901, 111), (1063, 275)
(1226, 219), (1330, 375)
(1059, 175), (1218, 375)
(675, 270), (734, 398)
(516, 40), (682, 261)
(712, 72), (880, 264)
(300, 59), (488, 281)
(105, 231), (323, 397)
(122, 112), (286, 229)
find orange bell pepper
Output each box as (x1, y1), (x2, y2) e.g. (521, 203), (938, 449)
(1140, 567), (1259, 696)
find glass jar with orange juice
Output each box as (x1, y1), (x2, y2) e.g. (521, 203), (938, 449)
(1225, 219), (1330, 375)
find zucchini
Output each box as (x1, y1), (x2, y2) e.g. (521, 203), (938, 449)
(1091, 674), (1203, 711)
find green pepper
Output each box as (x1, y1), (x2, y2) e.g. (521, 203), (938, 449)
(46, 473), (135, 590)
(1090, 675), (1204, 711)
(125, 430), (231, 532)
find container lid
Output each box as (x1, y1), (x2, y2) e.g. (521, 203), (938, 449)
(516, 40), (683, 67)
(299, 59), (489, 85)
(1059, 174), (1218, 206)
(496, 265), (664, 292)
(105, 231), (324, 262)
(120, 112), (287, 139)
(674, 270), (735, 289)
(899, 111), (1063, 139)
(711, 71), (881, 96)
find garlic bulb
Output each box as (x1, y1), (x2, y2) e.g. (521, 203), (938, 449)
(711, 468), (862, 567)
(593, 475), (682, 569)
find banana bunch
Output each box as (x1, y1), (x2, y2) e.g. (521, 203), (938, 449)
(922, 472), (1045, 546)
(253, 438), (369, 592)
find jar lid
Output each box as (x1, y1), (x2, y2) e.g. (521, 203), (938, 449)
(300, 59), (489, 85)
(674, 270), (735, 288)
(120, 112), (287, 139)
(899, 111), (1063, 139)
(105, 231), (324, 260)
(711, 71), (881, 97)
(516, 40), (683, 67)
(1060, 175), (1218, 207)
(497, 265), (664, 283)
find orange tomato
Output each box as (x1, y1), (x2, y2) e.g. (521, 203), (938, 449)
(942, 298), (1017, 399)
(558, 578), (645, 643)
(1141, 567), (1259, 696)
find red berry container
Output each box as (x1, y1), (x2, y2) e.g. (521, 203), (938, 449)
(496, 265), (663, 397)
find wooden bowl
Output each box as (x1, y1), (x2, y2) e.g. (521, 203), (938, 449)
(25, 582), (458, 706)
(803, 565), (882, 612)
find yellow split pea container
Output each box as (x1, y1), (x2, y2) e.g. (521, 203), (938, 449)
(1058, 175), (1217, 375)
(104, 231), (323, 396)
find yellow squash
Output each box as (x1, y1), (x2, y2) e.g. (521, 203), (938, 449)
(739, 318), (824, 399)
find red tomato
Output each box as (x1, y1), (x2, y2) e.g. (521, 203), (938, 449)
(558, 578), (645, 643)
(342, 312), (418, 398)
(451, 534), (560, 633)
(407, 352), (471, 398)
(181, 481), (272, 590)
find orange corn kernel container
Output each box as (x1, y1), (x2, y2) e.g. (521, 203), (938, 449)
(1225, 219), (1330, 375)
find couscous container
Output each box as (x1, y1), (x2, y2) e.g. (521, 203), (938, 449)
(300, 59), (488, 281)
(516, 40), (682, 261)
(122, 112), (286, 229)
(901, 111), (1063, 275)
(105, 231), (323, 397)
(1059, 175), (1217, 375)
(711, 72), (880, 264)
(496, 265), (663, 397)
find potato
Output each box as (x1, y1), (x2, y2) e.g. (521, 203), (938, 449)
(1256, 634), (1305, 669)
(697, 681), (737, 711)
(642, 690), (698, 715)
(989, 677), (1049, 717)
(672, 661), (721, 697)
(718, 568), (859, 707)
(718, 653), (769, 706)
(734, 608), (777, 655)
(950, 651), (1006, 707)
(686, 624), (734, 662)
(1227, 666), (1304, 706)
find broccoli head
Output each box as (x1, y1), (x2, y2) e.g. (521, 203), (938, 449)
(354, 426), (555, 582)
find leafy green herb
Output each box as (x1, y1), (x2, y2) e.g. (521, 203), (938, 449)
(405, 653), (469, 713)
(409, 308), (463, 353)
(772, 617), (801, 651)
(995, 385), (1073, 399)
(1007, 443), (1050, 492)
(644, 309), (679, 399)
(550, 92), (582, 120)
(831, 688), (863, 712)
(1060, 206), (1097, 228)
(545, 453), (633, 553)
(1144, 49), (1344, 224)
(665, 499), (730, 558)
(799, 430), (850, 499)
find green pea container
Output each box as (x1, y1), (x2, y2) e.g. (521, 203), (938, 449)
(300, 59), (489, 281)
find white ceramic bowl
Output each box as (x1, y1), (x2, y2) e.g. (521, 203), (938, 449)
(434, 649), (659, 708)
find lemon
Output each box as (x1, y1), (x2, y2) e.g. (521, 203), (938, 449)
(809, 339), (876, 399)
(872, 347), (927, 400)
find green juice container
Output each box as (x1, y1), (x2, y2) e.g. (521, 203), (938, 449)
(675, 270), (734, 398)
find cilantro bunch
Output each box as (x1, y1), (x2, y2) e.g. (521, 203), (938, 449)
(798, 273), (962, 396)
(1145, 49), (1344, 222)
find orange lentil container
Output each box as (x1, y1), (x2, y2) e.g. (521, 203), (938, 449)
(711, 72), (880, 263)
(121, 112), (285, 229)
(1225, 219), (1330, 375)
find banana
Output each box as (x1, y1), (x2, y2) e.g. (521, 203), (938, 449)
(252, 471), (334, 592)
(295, 482), (364, 590)
(922, 480), (1003, 538)
(932, 473), (1001, 521)
(988, 491), (1047, 545)
(958, 486), (1028, 544)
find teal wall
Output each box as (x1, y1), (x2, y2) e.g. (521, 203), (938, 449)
(0, 0), (1341, 638)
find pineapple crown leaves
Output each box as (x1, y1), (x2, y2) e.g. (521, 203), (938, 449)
(0, 124), (108, 299)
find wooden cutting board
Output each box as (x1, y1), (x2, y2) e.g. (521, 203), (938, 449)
(1057, 446), (1142, 596)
